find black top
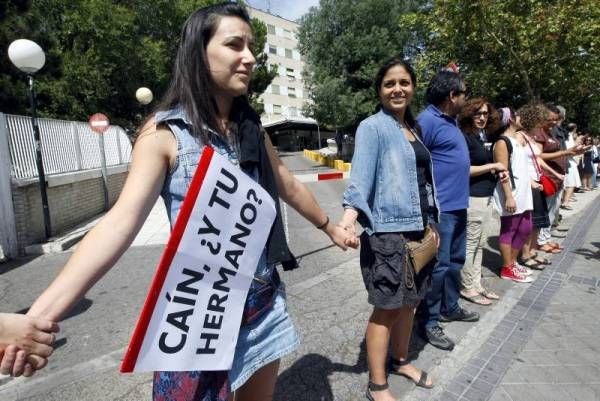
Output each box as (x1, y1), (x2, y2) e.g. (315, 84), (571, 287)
(409, 139), (432, 229)
(464, 132), (496, 197)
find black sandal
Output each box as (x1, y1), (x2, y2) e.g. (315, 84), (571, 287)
(389, 357), (434, 389)
(518, 257), (545, 270)
(366, 381), (389, 401)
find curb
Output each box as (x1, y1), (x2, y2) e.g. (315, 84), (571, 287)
(23, 213), (105, 256)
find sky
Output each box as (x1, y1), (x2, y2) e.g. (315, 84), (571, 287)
(245, 0), (320, 21)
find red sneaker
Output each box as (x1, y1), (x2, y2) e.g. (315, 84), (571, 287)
(501, 264), (533, 283)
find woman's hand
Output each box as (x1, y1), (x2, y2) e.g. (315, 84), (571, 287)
(531, 180), (543, 191)
(0, 313), (58, 358)
(430, 224), (441, 248)
(505, 196), (517, 214)
(324, 223), (355, 250)
(490, 162), (507, 174)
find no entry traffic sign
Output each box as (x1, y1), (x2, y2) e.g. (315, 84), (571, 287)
(89, 113), (110, 134)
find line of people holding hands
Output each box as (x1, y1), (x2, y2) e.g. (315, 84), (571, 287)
(0, 3), (594, 401)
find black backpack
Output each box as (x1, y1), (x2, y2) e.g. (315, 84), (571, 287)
(495, 136), (516, 189)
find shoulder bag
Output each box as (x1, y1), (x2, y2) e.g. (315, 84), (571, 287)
(525, 138), (557, 197)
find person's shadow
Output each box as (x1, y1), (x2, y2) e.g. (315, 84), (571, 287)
(274, 339), (367, 401)
(274, 326), (428, 400)
(572, 241), (600, 261)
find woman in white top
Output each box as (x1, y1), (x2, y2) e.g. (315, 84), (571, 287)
(493, 108), (534, 283)
(561, 123), (582, 209)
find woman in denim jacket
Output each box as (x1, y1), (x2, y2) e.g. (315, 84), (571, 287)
(339, 59), (440, 401)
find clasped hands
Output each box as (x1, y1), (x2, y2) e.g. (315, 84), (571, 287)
(0, 313), (59, 377)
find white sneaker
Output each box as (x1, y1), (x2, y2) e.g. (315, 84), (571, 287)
(514, 263), (533, 276)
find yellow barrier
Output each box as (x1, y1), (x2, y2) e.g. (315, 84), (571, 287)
(302, 150), (351, 173)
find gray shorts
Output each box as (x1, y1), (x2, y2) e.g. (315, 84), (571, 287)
(360, 231), (433, 310)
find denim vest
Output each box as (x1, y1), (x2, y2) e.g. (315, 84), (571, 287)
(343, 109), (440, 234)
(154, 106), (272, 287)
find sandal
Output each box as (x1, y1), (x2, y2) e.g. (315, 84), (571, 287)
(538, 244), (561, 254)
(518, 257), (545, 271)
(479, 288), (500, 300)
(560, 205), (573, 210)
(548, 242), (564, 251)
(366, 381), (391, 401)
(533, 256), (551, 265)
(460, 291), (492, 305)
(389, 358), (434, 389)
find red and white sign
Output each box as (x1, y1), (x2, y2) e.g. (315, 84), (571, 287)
(89, 113), (110, 134)
(121, 147), (276, 373)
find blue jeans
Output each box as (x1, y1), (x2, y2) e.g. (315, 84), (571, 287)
(420, 209), (467, 328)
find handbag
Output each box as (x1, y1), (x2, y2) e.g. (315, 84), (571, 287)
(525, 138), (557, 197)
(405, 225), (438, 275)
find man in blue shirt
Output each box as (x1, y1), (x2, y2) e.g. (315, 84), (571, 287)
(417, 70), (479, 351)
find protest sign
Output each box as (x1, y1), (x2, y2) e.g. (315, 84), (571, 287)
(121, 147), (276, 372)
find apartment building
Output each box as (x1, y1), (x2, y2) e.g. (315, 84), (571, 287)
(248, 6), (332, 150)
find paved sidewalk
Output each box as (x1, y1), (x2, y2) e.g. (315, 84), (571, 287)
(431, 193), (600, 401)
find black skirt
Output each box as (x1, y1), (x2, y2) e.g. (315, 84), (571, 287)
(359, 230), (434, 310)
(531, 188), (550, 229)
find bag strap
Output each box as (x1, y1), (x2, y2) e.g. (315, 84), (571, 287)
(524, 135), (542, 179)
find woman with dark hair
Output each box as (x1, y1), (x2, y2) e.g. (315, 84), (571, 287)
(340, 58), (439, 400)
(457, 97), (505, 305)
(1, 4), (353, 400)
(581, 136), (595, 190)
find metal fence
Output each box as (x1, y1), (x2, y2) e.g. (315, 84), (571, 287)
(5, 114), (132, 180)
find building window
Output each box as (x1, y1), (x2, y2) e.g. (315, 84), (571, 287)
(285, 48), (293, 58)
(269, 45), (277, 55)
(271, 84), (280, 95)
(267, 24), (275, 35)
(288, 87), (296, 98)
(289, 107), (298, 117)
(286, 68), (295, 80)
(273, 105), (282, 114)
(283, 29), (292, 39)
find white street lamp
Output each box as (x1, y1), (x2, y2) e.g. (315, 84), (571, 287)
(8, 39), (45, 74)
(135, 87), (153, 105)
(8, 39), (51, 239)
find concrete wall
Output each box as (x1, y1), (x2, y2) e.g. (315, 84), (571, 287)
(0, 113), (17, 259)
(11, 165), (128, 253)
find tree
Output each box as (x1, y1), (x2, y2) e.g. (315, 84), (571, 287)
(297, 0), (428, 132)
(1, 0), (275, 129)
(401, 0), (600, 132)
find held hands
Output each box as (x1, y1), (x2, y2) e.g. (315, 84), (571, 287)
(497, 170), (510, 184)
(490, 162), (507, 175)
(324, 223), (357, 250)
(0, 313), (59, 377)
(505, 196), (517, 214)
(531, 181), (543, 191)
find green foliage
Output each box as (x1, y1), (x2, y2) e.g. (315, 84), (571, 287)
(1, 0), (275, 129)
(297, 0), (427, 131)
(406, 0), (600, 132)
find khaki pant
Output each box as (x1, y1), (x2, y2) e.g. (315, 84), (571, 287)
(461, 196), (495, 291)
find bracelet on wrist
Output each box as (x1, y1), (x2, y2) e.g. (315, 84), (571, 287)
(316, 216), (329, 230)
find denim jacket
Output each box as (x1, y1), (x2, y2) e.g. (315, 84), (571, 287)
(343, 109), (440, 234)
